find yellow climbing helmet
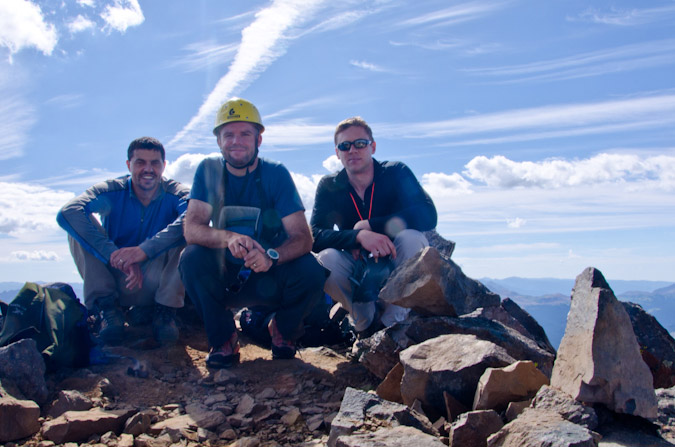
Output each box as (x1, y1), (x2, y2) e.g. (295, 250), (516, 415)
(213, 98), (265, 135)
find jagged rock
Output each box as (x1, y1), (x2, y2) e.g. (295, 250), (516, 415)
(399, 333), (515, 419)
(473, 360), (549, 412)
(380, 247), (499, 316)
(412, 315), (554, 376)
(135, 433), (172, 447)
(376, 362), (404, 403)
(449, 410), (503, 447)
(379, 247), (457, 316)
(335, 425), (445, 447)
(487, 408), (600, 447)
(123, 411), (152, 436)
(41, 408), (135, 444)
(213, 368), (239, 385)
(231, 437), (260, 447)
(622, 301), (675, 389)
(531, 385), (598, 430)
(0, 339), (48, 404)
(505, 400), (531, 422)
(328, 387), (437, 447)
(236, 393), (255, 416)
(464, 305), (533, 343)
(424, 229), (456, 259)
(184, 403), (226, 429)
(655, 386), (675, 443)
(281, 406), (302, 425)
(550, 267), (658, 419)
(0, 396), (41, 442)
(149, 414), (196, 435)
(499, 298), (556, 354)
(48, 390), (93, 418)
(118, 432), (134, 447)
(353, 322), (414, 379)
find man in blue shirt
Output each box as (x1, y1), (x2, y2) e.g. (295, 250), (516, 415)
(57, 137), (189, 345)
(179, 98), (325, 368)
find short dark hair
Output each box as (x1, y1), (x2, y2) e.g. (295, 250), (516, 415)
(334, 116), (374, 145)
(127, 137), (165, 161)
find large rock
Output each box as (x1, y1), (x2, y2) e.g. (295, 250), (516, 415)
(353, 322), (415, 379)
(41, 408), (135, 443)
(449, 409), (503, 447)
(622, 301), (675, 389)
(0, 396), (41, 443)
(328, 387), (436, 447)
(399, 334), (515, 419)
(48, 390), (94, 418)
(335, 425), (445, 447)
(0, 339), (48, 404)
(380, 247), (500, 316)
(550, 267), (658, 419)
(473, 360), (549, 412)
(409, 315), (555, 376)
(487, 408), (600, 447)
(655, 386), (675, 443)
(531, 385), (598, 430)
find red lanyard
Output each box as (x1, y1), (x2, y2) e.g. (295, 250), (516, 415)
(349, 182), (375, 221)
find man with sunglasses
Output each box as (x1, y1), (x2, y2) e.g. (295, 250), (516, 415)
(311, 117), (437, 337)
(179, 98), (326, 368)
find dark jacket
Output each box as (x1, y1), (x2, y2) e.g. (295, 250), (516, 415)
(311, 159), (437, 252)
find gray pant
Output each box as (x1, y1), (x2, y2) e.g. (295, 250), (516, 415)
(69, 236), (185, 310)
(317, 229), (428, 331)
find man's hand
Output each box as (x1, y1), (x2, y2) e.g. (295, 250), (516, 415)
(243, 247), (274, 273)
(110, 246), (148, 271)
(353, 219), (372, 231)
(355, 229), (397, 260)
(123, 263), (143, 291)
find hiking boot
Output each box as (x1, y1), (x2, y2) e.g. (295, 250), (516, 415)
(97, 300), (125, 344)
(206, 332), (240, 368)
(152, 304), (179, 344)
(268, 317), (296, 359)
(127, 305), (153, 326)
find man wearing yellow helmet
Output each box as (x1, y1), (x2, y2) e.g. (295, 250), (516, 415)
(179, 98), (326, 368)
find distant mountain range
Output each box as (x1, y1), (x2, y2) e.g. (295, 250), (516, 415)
(2, 278), (673, 351)
(480, 277), (675, 349)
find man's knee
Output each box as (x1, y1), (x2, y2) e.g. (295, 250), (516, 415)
(179, 244), (210, 277)
(394, 229), (428, 260)
(292, 253), (327, 290)
(316, 248), (342, 270)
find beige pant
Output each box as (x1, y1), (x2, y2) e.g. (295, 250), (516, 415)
(69, 235), (185, 310)
(317, 229), (428, 331)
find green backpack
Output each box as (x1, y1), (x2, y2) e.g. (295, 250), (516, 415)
(0, 282), (91, 371)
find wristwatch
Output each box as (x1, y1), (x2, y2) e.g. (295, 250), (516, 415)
(266, 248), (280, 267)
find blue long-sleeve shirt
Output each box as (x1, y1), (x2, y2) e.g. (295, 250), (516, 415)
(57, 176), (189, 264)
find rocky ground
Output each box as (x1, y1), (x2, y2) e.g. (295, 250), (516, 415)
(16, 309), (379, 447)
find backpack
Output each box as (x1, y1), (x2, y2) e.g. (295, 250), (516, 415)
(0, 282), (91, 371)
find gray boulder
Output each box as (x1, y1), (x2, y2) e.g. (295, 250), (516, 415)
(449, 409), (503, 447)
(550, 267), (658, 419)
(0, 339), (48, 404)
(531, 385), (598, 430)
(399, 334), (515, 419)
(622, 301), (675, 389)
(41, 408), (135, 443)
(328, 387), (437, 447)
(336, 425), (445, 447)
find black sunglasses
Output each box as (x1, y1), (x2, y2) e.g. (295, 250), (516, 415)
(226, 265), (252, 293)
(337, 139), (371, 152)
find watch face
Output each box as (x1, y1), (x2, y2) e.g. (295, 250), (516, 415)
(267, 248), (279, 260)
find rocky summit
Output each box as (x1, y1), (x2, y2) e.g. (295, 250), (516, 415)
(1, 233), (675, 446)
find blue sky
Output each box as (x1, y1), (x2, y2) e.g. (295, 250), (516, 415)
(1, 0), (674, 285)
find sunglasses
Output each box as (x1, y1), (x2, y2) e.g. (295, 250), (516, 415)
(337, 139), (371, 152)
(226, 265), (252, 293)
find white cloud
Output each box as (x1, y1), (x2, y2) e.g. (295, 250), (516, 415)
(322, 155), (342, 173)
(78, 0), (96, 7)
(164, 152), (218, 186)
(168, 41), (238, 73)
(168, 0), (328, 152)
(0, 0), (58, 59)
(575, 5), (675, 26)
(0, 93), (34, 160)
(463, 153), (675, 190)
(10, 250), (60, 262)
(421, 172), (473, 196)
(45, 93), (84, 109)
(101, 0), (144, 33)
(291, 172), (322, 212)
(398, 1), (509, 28)
(349, 60), (391, 73)
(0, 182), (74, 236)
(67, 15), (96, 34)
(507, 217), (526, 229)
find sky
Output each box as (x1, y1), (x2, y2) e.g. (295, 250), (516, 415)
(0, 0), (674, 286)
